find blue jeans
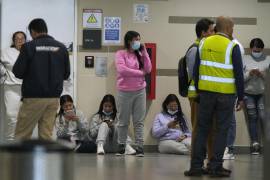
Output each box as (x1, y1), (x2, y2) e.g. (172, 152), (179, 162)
(244, 94), (264, 144)
(191, 92), (236, 170)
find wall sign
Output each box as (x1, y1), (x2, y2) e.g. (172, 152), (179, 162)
(83, 9), (102, 28)
(103, 17), (121, 44)
(95, 57), (108, 77)
(133, 4), (149, 23)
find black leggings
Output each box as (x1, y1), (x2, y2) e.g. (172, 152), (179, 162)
(76, 140), (97, 153)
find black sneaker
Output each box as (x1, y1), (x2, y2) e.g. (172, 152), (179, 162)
(251, 142), (260, 155)
(202, 167), (210, 175)
(184, 169), (203, 177)
(208, 168), (231, 177)
(115, 144), (125, 156)
(135, 146), (144, 157)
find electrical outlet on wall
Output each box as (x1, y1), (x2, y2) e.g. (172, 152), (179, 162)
(85, 56), (94, 68)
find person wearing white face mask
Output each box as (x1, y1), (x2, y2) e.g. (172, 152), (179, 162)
(152, 94), (191, 154)
(89, 94), (136, 155)
(243, 38), (270, 155)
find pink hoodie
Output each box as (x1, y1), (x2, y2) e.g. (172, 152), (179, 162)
(115, 48), (152, 91)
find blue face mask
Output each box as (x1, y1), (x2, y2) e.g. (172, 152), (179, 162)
(252, 51), (263, 59)
(131, 41), (140, 50)
(103, 110), (113, 116)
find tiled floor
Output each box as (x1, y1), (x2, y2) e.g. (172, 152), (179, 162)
(74, 154), (263, 180)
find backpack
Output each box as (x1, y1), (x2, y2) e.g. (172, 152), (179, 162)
(178, 44), (198, 97)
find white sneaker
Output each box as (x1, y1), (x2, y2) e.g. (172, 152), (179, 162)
(125, 144), (136, 155)
(223, 147), (235, 160)
(97, 142), (105, 155)
(251, 142), (260, 155)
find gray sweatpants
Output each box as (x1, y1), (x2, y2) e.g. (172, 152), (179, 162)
(117, 89), (146, 147)
(96, 122), (132, 153)
(158, 138), (191, 155)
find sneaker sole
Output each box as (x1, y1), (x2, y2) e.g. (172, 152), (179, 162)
(135, 154), (144, 157)
(223, 157), (235, 160)
(97, 152), (105, 155)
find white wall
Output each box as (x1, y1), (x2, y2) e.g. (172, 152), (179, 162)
(1, 0), (75, 49)
(0, 0), (76, 141)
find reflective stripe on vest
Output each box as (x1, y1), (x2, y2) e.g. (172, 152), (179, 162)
(200, 75), (235, 83)
(198, 35), (236, 94)
(200, 60), (233, 69)
(188, 85), (196, 91)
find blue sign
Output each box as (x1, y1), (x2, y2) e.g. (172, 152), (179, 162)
(105, 29), (119, 41)
(103, 17), (121, 44)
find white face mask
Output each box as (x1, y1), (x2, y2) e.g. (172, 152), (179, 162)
(167, 109), (178, 115)
(252, 51), (263, 59)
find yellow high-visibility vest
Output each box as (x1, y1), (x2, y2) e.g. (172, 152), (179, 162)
(198, 34), (236, 94)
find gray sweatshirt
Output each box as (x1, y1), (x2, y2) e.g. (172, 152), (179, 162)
(186, 46), (198, 79)
(243, 54), (270, 95)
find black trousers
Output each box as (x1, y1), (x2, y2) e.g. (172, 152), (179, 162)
(191, 91), (235, 170)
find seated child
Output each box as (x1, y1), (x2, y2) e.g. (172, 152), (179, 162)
(89, 94), (135, 155)
(152, 94), (191, 154)
(56, 94), (96, 153)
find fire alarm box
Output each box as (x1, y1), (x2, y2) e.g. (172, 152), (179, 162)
(145, 43), (156, 100)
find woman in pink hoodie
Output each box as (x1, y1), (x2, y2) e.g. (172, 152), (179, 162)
(115, 31), (152, 157)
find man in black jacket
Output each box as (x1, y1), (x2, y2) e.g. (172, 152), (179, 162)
(13, 18), (70, 140)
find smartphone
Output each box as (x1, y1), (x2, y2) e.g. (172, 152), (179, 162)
(138, 44), (144, 51)
(64, 110), (75, 116)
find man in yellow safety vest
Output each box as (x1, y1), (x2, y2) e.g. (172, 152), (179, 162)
(184, 16), (244, 177)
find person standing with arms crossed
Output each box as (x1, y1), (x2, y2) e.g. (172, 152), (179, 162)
(0, 31), (26, 141)
(184, 16), (244, 177)
(13, 18), (70, 140)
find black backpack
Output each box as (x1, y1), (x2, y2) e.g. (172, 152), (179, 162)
(178, 44), (198, 97)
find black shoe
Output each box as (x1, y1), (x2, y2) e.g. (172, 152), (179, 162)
(184, 169), (203, 177)
(202, 167), (210, 175)
(115, 144), (125, 156)
(221, 167), (232, 174)
(135, 146), (144, 157)
(208, 168), (231, 177)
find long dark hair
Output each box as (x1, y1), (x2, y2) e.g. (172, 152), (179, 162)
(97, 94), (117, 120)
(58, 94), (75, 117)
(124, 31), (144, 69)
(162, 94), (189, 132)
(11, 31), (26, 48)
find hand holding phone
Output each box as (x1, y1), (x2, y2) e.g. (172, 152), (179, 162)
(250, 68), (260, 76)
(167, 119), (178, 129)
(137, 43), (147, 53)
(104, 118), (113, 127)
(64, 110), (78, 121)
(177, 135), (187, 142)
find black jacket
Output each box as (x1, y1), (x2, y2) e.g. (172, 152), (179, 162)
(13, 35), (70, 98)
